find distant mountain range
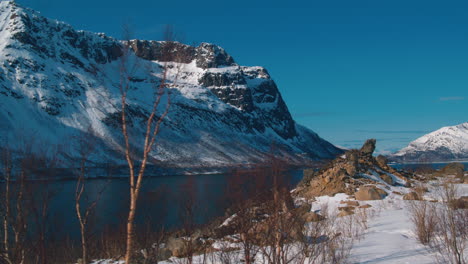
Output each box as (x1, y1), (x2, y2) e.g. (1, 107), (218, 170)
(0, 1), (342, 167)
(391, 122), (468, 163)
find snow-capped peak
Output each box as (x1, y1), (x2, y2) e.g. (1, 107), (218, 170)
(392, 122), (468, 162)
(0, 2), (342, 166)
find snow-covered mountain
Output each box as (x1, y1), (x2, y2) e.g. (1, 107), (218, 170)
(392, 122), (468, 162)
(0, 1), (342, 167)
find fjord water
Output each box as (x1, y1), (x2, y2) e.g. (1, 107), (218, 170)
(391, 162), (468, 171)
(6, 169), (304, 240)
(2, 162), (465, 241)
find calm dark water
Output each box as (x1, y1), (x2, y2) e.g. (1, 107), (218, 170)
(2, 169), (304, 240)
(6, 161), (465, 241)
(390, 162), (468, 171)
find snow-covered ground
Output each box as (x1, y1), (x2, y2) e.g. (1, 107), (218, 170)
(90, 181), (466, 264)
(350, 201), (435, 264)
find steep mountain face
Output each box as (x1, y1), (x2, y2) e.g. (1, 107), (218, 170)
(392, 123), (468, 163)
(0, 1), (342, 167)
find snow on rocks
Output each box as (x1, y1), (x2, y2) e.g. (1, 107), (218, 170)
(294, 139), (410, 199)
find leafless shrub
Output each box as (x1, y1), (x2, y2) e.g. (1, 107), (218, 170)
(429, 182), (468, 264)
(0, 145), (29, 264)
(72, 129), (110, 264)
(212, 239), (241, 264)
(95, 223), (127, 261)
(408, 200), (438, 245)
(322, 211), (357, 264)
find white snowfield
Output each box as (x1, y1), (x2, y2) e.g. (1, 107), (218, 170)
(394, 122), (468, 161)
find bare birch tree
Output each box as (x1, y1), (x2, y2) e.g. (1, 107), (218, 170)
(118, 25), (182, 263)
(73, 129), (109, 264)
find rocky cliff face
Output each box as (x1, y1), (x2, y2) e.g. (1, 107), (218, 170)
(392, 122), (468, 163)
(0, 1), (342, 167)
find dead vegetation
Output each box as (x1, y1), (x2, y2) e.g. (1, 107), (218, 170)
(408, 181), (468, 264)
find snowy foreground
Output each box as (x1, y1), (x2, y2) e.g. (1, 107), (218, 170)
(349, 201), (435, 263)
(92, 182), (467, 264)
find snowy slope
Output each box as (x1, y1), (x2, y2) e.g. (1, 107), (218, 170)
(392, 123), (468, 162)
(0, 1), (342, 166)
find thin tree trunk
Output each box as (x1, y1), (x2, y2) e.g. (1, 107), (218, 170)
(3, 172), (10, 254)
(2, 159), (12, 262)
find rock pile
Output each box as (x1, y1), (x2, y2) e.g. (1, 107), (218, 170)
(295, 139), (410, 199)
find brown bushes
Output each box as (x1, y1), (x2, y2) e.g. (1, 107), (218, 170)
(408, 182), (468, 264)
(408, 200), (438, 245)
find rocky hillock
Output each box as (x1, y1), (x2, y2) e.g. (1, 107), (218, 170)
(295, 139), (411, 199)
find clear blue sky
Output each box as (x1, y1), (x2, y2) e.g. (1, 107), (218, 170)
(18, 0), (468, 153)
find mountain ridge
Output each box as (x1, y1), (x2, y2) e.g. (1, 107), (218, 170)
(0, 0), (342, 167)
(391, 122), (468, 163)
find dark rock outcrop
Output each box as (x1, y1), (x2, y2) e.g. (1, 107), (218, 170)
(128, 40), (236, 69)
(360, 139), (376, 157)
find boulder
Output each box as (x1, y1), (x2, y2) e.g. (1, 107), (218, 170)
(375, 188), (388, 197)
(380, 174), (394, 185)
(359, 204), (372, 209)
(403, 192), (421, 201)
(360, 139), (376, 156)
(376, 155), (389, 168)
(301, 168), (348, 198)
(355, 186), (384, 200)
(344, 150), (359, 175)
